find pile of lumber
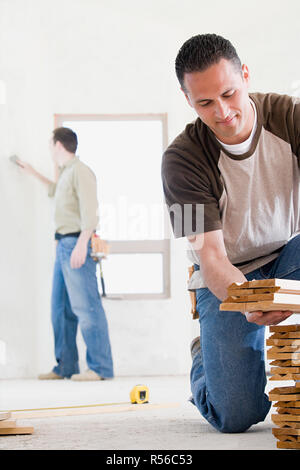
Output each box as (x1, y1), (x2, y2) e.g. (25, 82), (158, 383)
(268, 325), (300, 450)
(219, 279), (300, 449)
(0, 411), (33, 435)
(268, 324), (300, 381)
(220, 279), (300, 313)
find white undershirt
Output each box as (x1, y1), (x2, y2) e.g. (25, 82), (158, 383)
(216, 100), (257, 155)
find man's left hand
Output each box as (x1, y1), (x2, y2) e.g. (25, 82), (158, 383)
(245, 310), (293, 326)
(70, 241), (88, 269)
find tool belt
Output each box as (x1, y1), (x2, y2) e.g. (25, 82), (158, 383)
(188, 266), (199, 319)
(91, 234), (110, 259)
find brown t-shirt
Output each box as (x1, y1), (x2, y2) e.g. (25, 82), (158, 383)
(162, 93), (300, 289)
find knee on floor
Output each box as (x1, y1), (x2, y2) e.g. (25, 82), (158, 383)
(217, 416), (253, 434)
(214, 403), (269, 434)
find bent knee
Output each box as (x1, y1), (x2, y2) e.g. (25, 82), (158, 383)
(218, 418), (252, 434)
(210, 400), (271, 434)
(219, 413), (269, 434)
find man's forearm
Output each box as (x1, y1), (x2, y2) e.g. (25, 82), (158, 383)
(17, 160), (55, 187)
(31, 168), (54, 187)
(197, 252), (247, 301)
(70, 229), (94, 269)
(77, 229), (94, 246)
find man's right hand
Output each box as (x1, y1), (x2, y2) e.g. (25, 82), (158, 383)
(16, 160), (54, 188)
(16, 159), (34, 175)
(245, 310), (293, 326)
(188, 230), (295, 327)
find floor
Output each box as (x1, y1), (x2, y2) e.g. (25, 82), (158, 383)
(0, 376), (287, 450)
(0, 375), (283, 450)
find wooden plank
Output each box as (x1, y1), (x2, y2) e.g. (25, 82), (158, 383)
(270, 359), (300, 367)
(274, 401), (300, 408)
(267, 338), (300, 346)
(0, 426), (34, 435)
(277, 407), (300, 415)
(269, 386), (300, 401)
(220, 302), (247, 311)
(226, 293), (300, 303)
(270, 393), (300, 401)
(267, 351), (300, 359)
(0, 420), (17, 428)
(273, 427), (300, 436)
(271, 413), (300, 422)
(269, 374), (300, 381)
(277, 441), (300, 449)
(11, 402), (180, 420)
(220, 301), (300, 313)
(270, 386), (300, 394)
(274, 289), (300, 294)
(228, 287), (281, 296)
(224, 294), (270, 302)
(272, 420), (300, 428)
(268, 344), (300, 353)
(267, 353), (300, 360)
(268, 345), (300, 353)
(0, 412), (11, 421)
(267, 351), (300, 358)
(269, 332), (300, 339)
(270, 325), (300, 333)
(228, 287), (300, 296)
(276, 435), (299, 442)
(229, 279), (300, 290)
(271, 366), (300, 374)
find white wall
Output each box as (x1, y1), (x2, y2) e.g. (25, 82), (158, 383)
(0, 0), (300, 380)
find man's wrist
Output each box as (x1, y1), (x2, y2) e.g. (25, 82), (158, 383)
(77, 230), (94, 245)
(76, 236), (89, 247)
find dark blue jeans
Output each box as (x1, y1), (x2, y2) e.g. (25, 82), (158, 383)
(51, 237), (114, 378)
(191, 234), (300, 433)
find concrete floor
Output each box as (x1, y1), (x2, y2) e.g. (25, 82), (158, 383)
(0, 375), (284, 450)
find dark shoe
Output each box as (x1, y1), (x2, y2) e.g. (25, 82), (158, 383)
(190, 336), (201, 360)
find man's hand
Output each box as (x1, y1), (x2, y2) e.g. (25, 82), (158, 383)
(16, 159), (54, 187)
(245, 310), (293, 326)
(70, 229), (94, 269)
(70, 240), (88, 269)
(16, 159), (35, 175)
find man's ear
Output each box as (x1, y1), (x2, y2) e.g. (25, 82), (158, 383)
(55, 140), (64, 151)
(181, 87), (193, 108)
(241, 64), (250, 87)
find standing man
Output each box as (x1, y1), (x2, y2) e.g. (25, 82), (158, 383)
(162, 34), (300, 432)
(18, 127), (114, 381)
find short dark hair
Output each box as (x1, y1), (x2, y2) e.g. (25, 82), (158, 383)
(52, 127), (78, 153)
(175, 33), (242, 91)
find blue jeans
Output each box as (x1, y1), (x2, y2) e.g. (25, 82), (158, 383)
(51, 237), (114, 379)
(191, 234), (300, 433)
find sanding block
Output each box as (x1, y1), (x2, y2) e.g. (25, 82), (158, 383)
(9, 155), (21, 166)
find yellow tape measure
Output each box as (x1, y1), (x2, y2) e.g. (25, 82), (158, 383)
(9, 385), (149, 413)
(130, 385), (149, 404)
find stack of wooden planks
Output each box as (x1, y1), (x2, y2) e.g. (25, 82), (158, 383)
(220, 279), (300, 449)
(268, 325), (300, 450)
(220, 279), (300, 313)
(0, 411), (34, 436)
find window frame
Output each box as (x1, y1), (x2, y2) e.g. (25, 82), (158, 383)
(54, 113), (170, 300)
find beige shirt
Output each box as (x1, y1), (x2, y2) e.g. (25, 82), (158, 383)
(48, 156), (99, 235)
